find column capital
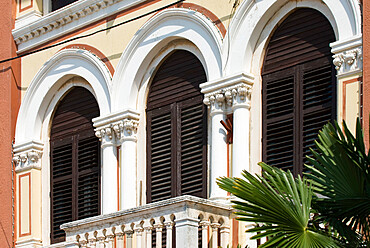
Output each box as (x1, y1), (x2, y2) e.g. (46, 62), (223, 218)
(13, 140), (44, 173)
(331, 35), (362, 79)
(93, 109), (140, 144)
(200, 72), (254, 112)
(95, 125), (115, 146)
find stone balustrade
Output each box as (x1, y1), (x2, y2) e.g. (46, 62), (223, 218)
(59, 195), (233, 248)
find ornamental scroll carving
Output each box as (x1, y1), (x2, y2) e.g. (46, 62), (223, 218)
(332, 47), (362, 75)
(203, 84), (252, 110)
(13, 142), (43, 172)
(95, 118), (139, 143)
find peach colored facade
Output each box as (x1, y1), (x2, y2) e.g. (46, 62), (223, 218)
(0, 0), (365, 247)
(0, 0), (21, 246)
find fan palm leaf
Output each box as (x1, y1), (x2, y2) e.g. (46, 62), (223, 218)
(217, 163), (339, 248)
(305, 119), (370, 246)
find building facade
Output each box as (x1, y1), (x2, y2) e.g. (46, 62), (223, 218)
(0, 0), (366, 247)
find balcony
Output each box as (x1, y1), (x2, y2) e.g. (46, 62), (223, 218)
(56, 195), (233, 248)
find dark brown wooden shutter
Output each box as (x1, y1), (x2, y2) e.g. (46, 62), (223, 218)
(262, 8), (336, 175)
(51, 0), (78, 11)
(147, 50), (207, 203)
(50, 87), (101, 244)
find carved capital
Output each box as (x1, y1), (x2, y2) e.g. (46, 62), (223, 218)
(203, 83), (252, 111)
(112, 118), (139, 142)
(93, 110), (140, 144)
(201, 73), (254, 113)
(13, 141), (44, 173)
(331, 36), (363, 77)
(95, 125), (115, 144)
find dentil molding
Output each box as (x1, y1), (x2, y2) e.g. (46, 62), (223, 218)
(331, 35), (362, 78)
(13, 140), (44, 173)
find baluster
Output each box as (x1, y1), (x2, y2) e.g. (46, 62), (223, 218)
(79, 233), (88, 248)
(144, 226), (153, 248)
(115, 225), (125, 248)
(200, 220), (210, 248)
(88, 231), (97, 248)
(126, 230), (134, 248)
(105, 227), (115, 248)
(211, 223), (220, 248)
(154, 223), (163, 248)
(135, 223), (144, 248)
(220, 224), (230, 248)
(164, 221), (174, 248)
(96, 229), (106, 248)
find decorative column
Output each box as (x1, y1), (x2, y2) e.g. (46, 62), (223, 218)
(200, 73), (254, 199)
(203, 93), (227, 200)
(13, 140), (43, 248)
(331, 35), (363, 133)
(94, 109), (140, 211)
(113, 112), (139, 210)
(95, 125), (118, 214)
(226, 84), (252, 177)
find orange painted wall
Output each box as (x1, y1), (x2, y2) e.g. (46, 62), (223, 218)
(0, 0), (21, 246)
(364, 1), (370, 146)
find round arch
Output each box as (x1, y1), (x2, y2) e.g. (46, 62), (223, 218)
(14, 48), (112, 145)
(223, 0), (362, 75)
(111, 8), (223, 111)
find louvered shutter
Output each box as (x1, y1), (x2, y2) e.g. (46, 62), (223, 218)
(262, 8), (336, 175)
(147, 50), (207, 203)
(180, 97), (207, 197)
(50, 87), (100, 244)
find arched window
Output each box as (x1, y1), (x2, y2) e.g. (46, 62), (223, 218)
(50, 87), (101, 243)
(146, 50), (207, 203)
(262, 8), (336, 175)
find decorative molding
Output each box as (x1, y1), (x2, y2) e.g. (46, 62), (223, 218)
(331, 35), (363, 77)
(201, 73), (254, 110)
(12, 0), (148, 53)
(15, 10), (42, 30)
(93, 109), (140, 143)
(15, 238), (43, 248)
(13, 140), (43, 173)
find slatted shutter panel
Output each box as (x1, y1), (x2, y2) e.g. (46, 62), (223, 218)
(262, 8), (336, 175)
(50, 87), (100, 243)
(147, 50), (207, 203)
(180, 97), (207, 197)
(52, 0), (78, 11)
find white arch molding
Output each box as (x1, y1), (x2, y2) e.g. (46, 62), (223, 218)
(111, 7), (224, 111)
(15, 48), (112, 145)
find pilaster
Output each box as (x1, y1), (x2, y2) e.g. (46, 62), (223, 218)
(13, 141), (44, 247)
(331, 35), (363, 132)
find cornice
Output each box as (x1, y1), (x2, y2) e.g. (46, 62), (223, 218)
(12, 0), (147, 53)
